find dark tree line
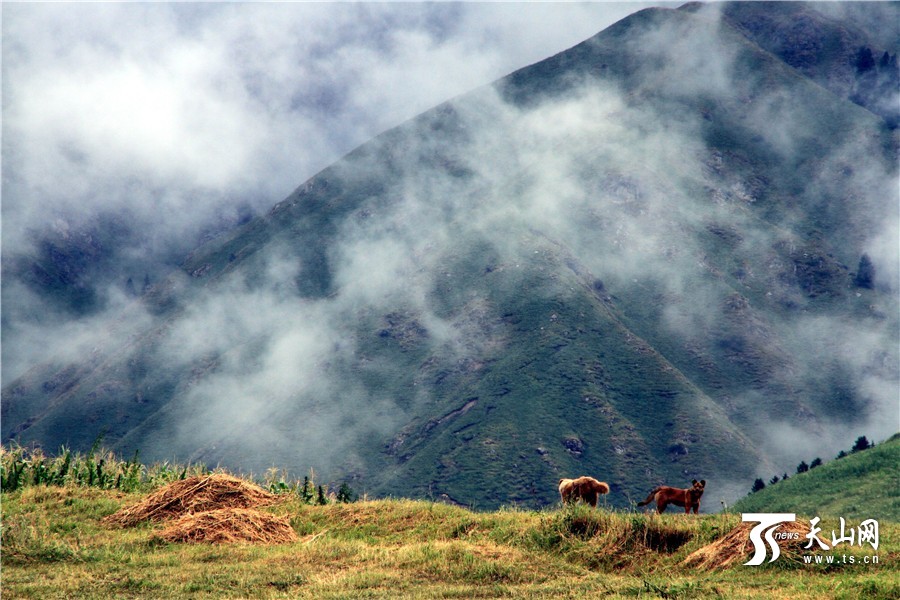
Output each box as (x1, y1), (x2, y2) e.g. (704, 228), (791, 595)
(749, 436), (873, 494)
(851, 46), (900, 128)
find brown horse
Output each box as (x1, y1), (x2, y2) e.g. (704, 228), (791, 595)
(636, 479), (706, 514)
(558, 476), (610, 507)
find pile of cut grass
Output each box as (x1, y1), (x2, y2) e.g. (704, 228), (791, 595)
(155, 507), (298, 544)
(103, 473), (278, 526)
(682, 520), (812, 570)
(103, 473), (295, 545)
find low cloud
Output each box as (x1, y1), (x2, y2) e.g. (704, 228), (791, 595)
(2, 3), (896, 495)
(2, 2), (654, 241)
(1, 2), (656, 382)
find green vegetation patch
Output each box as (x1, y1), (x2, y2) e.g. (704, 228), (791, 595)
(734, 434), (900, 520)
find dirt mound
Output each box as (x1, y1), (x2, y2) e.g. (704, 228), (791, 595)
(682, 521), (812, 570)
(104, 474), (278, 527)
(154, 508), (298, 544)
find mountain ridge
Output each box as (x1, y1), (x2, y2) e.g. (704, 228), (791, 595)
(3, 3), (897, 510)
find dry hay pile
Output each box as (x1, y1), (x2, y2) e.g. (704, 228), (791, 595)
(104, 474), (278, 527)
(682, 521), (812, 570)
(154, 508), (298, 544)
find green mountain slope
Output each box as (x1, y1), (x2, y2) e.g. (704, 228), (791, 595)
(3, 4), (897, 510)
(717, 1), (900, 126)
(732, 434), (900, 520)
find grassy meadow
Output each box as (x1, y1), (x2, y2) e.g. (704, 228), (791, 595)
(732, 434), (900, 520)
(2, 445), (897, 599)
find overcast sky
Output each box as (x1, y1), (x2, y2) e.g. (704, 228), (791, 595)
(2, 2), (659, 254)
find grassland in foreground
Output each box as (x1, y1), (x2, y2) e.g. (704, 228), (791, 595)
(2, 481), (898, 600)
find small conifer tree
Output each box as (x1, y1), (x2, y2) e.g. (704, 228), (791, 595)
(300, 476), (314, 503)
(852, 436), (871, 452)
(854, 254), (875, 288)
(337, 482), (357, 503)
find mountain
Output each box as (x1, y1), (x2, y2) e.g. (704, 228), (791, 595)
(3, 3), (898, 509)
(732, 433), (900, 520)
(717, 1), (900, 126)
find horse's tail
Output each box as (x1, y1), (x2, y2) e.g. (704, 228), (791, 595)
(636, 487), (659, 507)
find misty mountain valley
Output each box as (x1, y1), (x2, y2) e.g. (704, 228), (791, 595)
(2, 2), (899, 597)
